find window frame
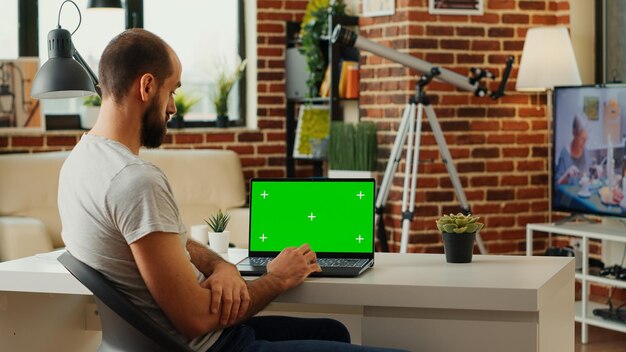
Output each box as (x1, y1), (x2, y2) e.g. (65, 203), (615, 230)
(18, 0), (246, 128)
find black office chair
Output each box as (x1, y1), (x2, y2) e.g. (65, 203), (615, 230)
(58, 251), (193, 352)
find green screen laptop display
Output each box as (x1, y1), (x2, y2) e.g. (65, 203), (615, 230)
(249, 179), (374, 254)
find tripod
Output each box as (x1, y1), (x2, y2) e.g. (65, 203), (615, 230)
(374, 68), (487, 254)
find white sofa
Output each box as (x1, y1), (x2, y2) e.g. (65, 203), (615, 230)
(0, 149), (250, 261)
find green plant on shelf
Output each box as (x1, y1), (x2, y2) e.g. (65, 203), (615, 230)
(299, 0), (346, 98)
(83, 95), (101, 107)
(328, 121), (377, 171)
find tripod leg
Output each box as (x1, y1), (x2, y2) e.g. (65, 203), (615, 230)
(399, 103), (418, 253)
(400, 103), (424, 253)
(423, 105), (487, 254)
(374, 102), (413, 251)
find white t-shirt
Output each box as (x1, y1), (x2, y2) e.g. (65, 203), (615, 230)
(59, 134), (220, 351)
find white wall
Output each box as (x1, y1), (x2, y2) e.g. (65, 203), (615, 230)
(569, 0), (596, 84)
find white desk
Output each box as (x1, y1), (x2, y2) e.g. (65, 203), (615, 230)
(0, 249), (574, 352)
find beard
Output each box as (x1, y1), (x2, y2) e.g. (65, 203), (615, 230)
(140, 98), (168, 149)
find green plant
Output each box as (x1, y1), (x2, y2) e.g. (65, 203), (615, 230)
(83, 95), (101, 107)
(328, 121), (377, 171)
(212, 58), (247, 117)
(174, 91), (201, 119)
(299, 0), (346, 97)
(436, 213), (484, 234)
(204, 209), (231, 233)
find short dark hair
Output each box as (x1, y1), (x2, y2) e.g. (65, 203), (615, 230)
(98, 29), (173, 102)
(572, 113), (587, 136)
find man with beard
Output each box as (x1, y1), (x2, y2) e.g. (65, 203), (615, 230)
(58, 29), (403, 352)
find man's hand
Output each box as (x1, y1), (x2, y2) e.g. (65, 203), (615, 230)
(612, 186), (624, 204)
(566, 165), (580, 179)
(267, 244), (321, 290)
(200, 262), (250, 326)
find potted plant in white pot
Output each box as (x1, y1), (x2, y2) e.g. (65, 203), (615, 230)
(328, 121), (378, 178)
(436, 213), (484, 263)
(204, 209), (231, 253)
(212, 57), (246, 128)
(80, 94), (101, 129)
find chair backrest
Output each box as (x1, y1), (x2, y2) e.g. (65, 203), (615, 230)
(58, 251), (193, 352)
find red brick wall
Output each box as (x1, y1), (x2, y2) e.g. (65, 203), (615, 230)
(0, 0), (573, 256)
(358, 0), (572, 254)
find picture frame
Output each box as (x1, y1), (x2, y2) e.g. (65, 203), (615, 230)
(0, 57), (45, 131)
(362, 0), (395, 17)
(293, 105), (330, 159)
(428, 0), (484, 16)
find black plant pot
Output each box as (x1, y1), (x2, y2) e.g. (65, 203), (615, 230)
(216, 115), (229, 128)
(442, 232), (476, 263)
(169, 116), (184, 129)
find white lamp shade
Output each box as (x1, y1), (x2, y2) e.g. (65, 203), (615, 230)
(516, 26), (581, 92)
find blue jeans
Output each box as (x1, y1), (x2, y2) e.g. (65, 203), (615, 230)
(207, 316), (406, 352)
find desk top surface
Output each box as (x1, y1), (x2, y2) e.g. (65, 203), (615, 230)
(0, 249), (573, 312)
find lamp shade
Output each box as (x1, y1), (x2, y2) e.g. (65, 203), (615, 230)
(31, 28), (96, 99)
(88, 0), (122, 8)
(516, 26), (581, 92)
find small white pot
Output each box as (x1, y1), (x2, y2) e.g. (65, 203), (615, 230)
(328, 170), (374, 179)
(80, 106), (100, 129)
(209, 230), (230, 253)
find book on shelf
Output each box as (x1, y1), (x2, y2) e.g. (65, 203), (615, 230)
(345, 63), (359, 99)
(339, 60), (358, 98)
(319, 65), (331, 98)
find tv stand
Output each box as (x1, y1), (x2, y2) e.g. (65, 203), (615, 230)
(526, 222), (626, 344)
(553, 213), (597, 225)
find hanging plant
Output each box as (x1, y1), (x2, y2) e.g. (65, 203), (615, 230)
(299, 0), (346, 98)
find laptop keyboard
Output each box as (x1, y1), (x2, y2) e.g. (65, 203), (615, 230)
(249, 257), (369, 268)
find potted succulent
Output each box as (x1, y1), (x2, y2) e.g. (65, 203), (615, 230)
(204, 209), (231, 253)
(328, 121), (378, 178)
(212, 57), (247, 128)
(80, 94), (101, 129)
(436, 213), (484, 263)
(169, 91), (201, 129)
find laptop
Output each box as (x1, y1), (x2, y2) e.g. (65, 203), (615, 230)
(236, 178), (375, 277)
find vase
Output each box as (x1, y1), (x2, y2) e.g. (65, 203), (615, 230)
(209, 230), (230, 253)
(442, 232), (476, 263)
(80, 106), (100, 129)
(216, 115), (229, 128)
(169, 116), (184, 129)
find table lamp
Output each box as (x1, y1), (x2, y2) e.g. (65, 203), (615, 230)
(516, 26), (582, 223)
(31, 0), (101, 99)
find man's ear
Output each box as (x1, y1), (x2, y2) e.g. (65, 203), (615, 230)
(138, 73), (156, 102)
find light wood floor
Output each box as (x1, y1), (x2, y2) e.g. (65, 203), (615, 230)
(575, 323), (626, 351)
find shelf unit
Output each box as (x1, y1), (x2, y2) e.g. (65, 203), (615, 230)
(284, 15), (359, 178)
(526, 222), (626, 344)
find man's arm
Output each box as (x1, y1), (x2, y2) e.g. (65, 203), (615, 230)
(186, 239), (251, 325)
(131, 232), (320, 340)
(208, 244), (322, 322)
(186, 239), (226, 277)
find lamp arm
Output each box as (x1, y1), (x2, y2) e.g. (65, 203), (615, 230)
(72, 48), (101, 97)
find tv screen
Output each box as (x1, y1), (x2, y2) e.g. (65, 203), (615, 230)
(553, 85), (626, 217)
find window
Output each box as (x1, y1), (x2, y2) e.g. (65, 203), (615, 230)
(0, 1), (19, 59)
(14, 0), (247, 127)
(38, 0), (125, 115)
(144, 1), (244, 124)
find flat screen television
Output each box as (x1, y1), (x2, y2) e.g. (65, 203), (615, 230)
(553, 84), (626, 218)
